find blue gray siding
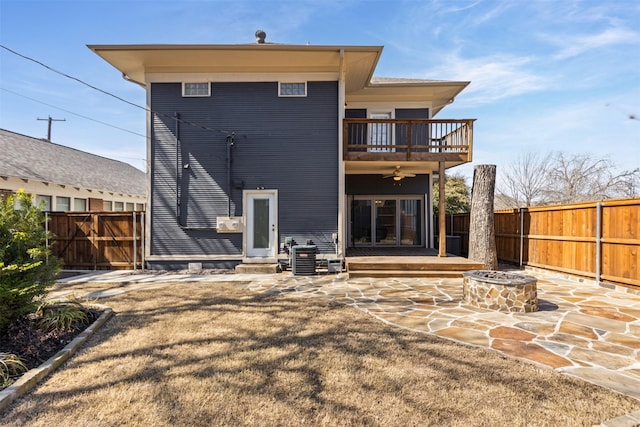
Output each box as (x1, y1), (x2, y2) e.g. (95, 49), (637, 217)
(149, 81), (338, 266)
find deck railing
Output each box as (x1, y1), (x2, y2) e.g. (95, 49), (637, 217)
(343, 118), (474, 162)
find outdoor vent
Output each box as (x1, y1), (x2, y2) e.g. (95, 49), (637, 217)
(291, 245), (317, 276)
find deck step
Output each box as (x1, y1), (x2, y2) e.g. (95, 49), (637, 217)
(346, 262), (484, 271)
(347, 269), (465, 278)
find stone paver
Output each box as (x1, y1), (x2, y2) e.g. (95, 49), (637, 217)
(55, 268), (640, 425)
(240, 272), (640, 402)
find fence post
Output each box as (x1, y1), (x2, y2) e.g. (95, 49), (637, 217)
(519, 208), (524, 268)
(595, 202), (602, 286)
(45, 211), (49, 264)
(133, 211), (137, 271)
(141, 212), (145, 270)
(93, 213), (101, 270)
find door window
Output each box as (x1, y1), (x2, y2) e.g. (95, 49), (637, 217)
(368, 113), (392, 152)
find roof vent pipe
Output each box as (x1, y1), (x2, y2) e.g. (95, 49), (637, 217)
(255, 30), (266, 44)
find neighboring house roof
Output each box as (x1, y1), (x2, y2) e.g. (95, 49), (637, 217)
(88, 42), (469, 116)
(0, 129), (146, 197)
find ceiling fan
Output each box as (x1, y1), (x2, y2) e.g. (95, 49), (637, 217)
(382, 166), (416, 181)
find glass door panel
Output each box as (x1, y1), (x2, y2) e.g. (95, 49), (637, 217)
(352, 200), (372, 245)
(253, 198), (270, 249)
(368, 113), (392, 152)
(375, 199), (397, 245)
(400, 200), (421, 246)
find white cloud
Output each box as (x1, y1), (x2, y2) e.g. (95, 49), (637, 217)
(551, 26), (639, 59)
(423, 54), (549, 105)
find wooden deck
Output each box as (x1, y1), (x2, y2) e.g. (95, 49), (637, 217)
(345, 248), (485, 278)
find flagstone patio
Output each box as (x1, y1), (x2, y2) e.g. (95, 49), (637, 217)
(242, 272), (640, 401)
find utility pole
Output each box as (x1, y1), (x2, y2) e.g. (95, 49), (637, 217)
(37, 116), (66, 141)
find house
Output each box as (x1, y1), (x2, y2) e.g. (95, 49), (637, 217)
(0, 129), (146, 211)
(89, 32), (474, 270)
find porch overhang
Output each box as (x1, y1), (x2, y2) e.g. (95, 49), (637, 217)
(345, 159), (467, 176)
(347, 78), (470, 116)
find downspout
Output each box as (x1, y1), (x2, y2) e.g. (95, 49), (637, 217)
(337, 48), (346, 257)
(175, 112), (181, 223)
(227, 133), (235, 216)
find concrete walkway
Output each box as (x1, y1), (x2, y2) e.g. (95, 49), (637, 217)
(55, 269), (640, 425)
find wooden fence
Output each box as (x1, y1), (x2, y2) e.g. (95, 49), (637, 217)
(47, 212), (145, 270)
(437, 198), (639, 289)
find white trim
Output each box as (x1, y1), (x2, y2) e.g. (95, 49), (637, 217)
(145, 87), (152, 261)
(337, 55), (346, 258)
(243, 189), (278, 258)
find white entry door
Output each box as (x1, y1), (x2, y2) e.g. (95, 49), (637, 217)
(244, 190), (277, 258)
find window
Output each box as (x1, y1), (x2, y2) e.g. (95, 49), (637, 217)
(182, 82), (210, 97)
(114, 201), (124, 211)
(36, 195), (51, 211)
(103, 201), (112, 211)
(135, 203), (145, 211)
(56, 196), (70, 211)
(126, 202), (134, 211)
(74, 198), (87, 211)
(278, 82), (306, 97)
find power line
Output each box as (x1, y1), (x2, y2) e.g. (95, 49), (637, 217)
(0, 44), (234, 136)
(1, 87), (147, 138)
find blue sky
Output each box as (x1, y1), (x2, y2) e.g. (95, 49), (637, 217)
(1, 0), (638, 184)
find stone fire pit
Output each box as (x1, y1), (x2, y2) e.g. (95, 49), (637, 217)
(462, 270), (538, 312)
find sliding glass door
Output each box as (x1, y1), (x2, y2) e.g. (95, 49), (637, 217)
(351, 197), (422, 247)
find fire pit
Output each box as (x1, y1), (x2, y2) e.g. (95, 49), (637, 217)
(462, 270), (538, 312)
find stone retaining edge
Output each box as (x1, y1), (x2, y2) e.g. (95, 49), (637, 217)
(0, 304), (113, 413)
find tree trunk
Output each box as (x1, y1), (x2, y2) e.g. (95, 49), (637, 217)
(468, 165), (498, 269)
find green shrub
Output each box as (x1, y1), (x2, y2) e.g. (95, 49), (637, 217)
(37, 298), (88, 332)
(0, 190), (61, 332)
(0, 353), (27, 388)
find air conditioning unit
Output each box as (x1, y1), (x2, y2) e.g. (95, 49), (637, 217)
(216, 216), (243, 233)
(291, 245), (317, 276)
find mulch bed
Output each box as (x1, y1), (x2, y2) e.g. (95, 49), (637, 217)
(1, 308), (101, 371)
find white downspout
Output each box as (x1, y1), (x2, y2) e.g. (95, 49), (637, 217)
(338, 48), (346, 258)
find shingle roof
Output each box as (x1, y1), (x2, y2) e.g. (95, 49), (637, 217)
(0, 129), (146, 196)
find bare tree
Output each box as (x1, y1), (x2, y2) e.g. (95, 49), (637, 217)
(498, 151), (640, 207)
(544, 153), (640, 204)
(498, 152), (552, 207)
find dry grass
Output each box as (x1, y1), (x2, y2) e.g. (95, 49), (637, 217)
(2, 281), (638, 426)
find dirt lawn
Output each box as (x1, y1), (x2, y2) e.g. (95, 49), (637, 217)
(2, 281), (638, 426)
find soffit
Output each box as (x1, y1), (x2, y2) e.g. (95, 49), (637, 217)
(88, 44), (382, 92)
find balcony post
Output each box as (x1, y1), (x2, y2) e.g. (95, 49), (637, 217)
(438, 161), (447, 257)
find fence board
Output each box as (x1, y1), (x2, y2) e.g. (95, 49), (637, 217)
(47, 212), (144, 270)
(437, 198), (639, 289)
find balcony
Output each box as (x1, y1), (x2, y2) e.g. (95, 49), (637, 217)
(343, 119), (475, 170)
